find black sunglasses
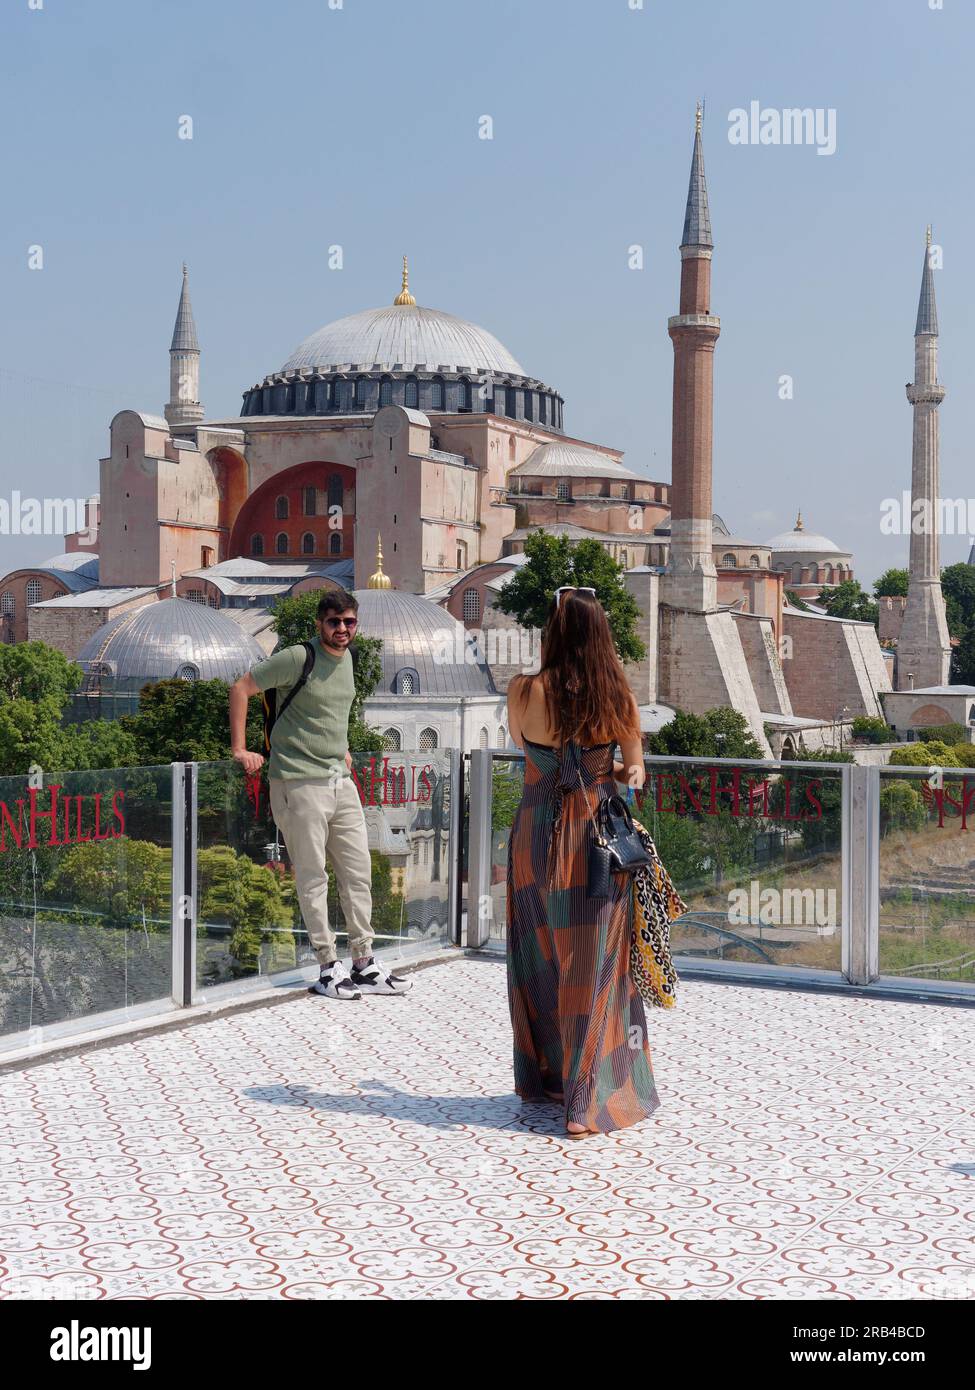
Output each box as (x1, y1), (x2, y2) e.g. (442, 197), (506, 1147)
(323, 616), (358, 630)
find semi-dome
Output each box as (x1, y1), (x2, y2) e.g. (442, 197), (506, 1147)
(353, 587), (495, 696)
(509, 442), (639, 481)
(241, 261), (563, 429)
(79, 597), (264, 688)
(282, 304), (525, 377)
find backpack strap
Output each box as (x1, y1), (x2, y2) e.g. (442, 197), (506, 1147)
(276, 640), (316, 722)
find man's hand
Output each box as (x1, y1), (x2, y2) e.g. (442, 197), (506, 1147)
(233, 747), (265, 775)
(345, 751), (353, 772)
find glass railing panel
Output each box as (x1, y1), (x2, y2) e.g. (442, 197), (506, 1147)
(877, 765), (975, 985)
(194, 752), (454, 988)
(488, 753), (845, 971)
(0, 765), (174, 1044)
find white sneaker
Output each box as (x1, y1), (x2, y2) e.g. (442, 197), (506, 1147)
(349, 957), (413, 995)
(310, 960), (361, 1000)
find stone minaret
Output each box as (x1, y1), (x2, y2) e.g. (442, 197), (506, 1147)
(164, 263), (204, 428)
(898, 227), (950, 689)
(663, 103), (720, 612)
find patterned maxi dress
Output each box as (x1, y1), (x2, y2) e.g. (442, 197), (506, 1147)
(506, 738), (661, 1134)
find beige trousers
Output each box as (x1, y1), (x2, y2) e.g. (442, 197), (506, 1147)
(269, 775), (373, 964)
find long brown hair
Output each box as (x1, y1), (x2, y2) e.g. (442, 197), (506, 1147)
(518, 590), (639, 747)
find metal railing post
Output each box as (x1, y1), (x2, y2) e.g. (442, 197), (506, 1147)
(843, 764), (880, 985)
(445, 748), (462, 946)
(169, 761), (198, 1007)
(466, 750), (494, 948)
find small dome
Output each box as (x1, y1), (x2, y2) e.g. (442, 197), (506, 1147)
(509, 442), (639, 481)
(79, 597), (264, 687)
(281, 303), (525, 377)
(353, 589), (495, 695)
(767, 528), (841, 554)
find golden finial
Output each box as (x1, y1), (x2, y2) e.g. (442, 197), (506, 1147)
(926, 224), (932, 250)
(795, 510), (804, 532)
(367, 533), (392, 589)
(695, 101), (703, 134)
(393, 255), (416, 306)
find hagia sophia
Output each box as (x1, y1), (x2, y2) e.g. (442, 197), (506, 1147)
(0, 113), (963, 755)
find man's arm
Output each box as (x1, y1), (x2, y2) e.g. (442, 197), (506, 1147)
(229, 672), (264, 773)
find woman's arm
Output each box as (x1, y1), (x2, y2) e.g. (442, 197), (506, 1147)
(613, 697), (646, 790)
(506, 675), (527, 750)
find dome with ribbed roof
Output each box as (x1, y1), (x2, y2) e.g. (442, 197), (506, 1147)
(353, 588), (494, 696)
(282, 304), (525, 377)
(241, 264), (563, 428)
(79, 597), (264, 688)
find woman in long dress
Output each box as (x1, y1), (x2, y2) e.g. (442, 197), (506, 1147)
(505, 587), (660, 1138)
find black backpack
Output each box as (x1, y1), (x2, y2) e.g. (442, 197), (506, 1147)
(261, 640), (359, 756)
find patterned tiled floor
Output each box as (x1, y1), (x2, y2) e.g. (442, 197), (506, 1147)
(1, 956), (973, 1301)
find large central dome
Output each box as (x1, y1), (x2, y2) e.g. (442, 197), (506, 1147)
(241, 260), (563, 427)
(282, 303), (525, 376)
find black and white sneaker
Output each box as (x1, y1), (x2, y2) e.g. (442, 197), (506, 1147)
(349, 957), (413, 995)
(310, 960), (361, 1000)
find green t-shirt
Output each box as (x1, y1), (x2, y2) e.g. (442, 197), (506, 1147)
(251, 640), (355, 781)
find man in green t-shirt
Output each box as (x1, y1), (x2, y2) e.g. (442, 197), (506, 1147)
(229, 587), (411, 1001)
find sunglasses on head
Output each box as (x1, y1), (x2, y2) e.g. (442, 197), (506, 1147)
(323, 616), (358, 630)
(554, 585), (596, 610)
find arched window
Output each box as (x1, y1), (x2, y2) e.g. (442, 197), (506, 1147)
(327, 474), (343, 510)
(275, 495), (288, 519)
(185, 589), (206, 605)
(456, 540), (468, 570)
(382, 727), (402, 751)
(25, 579), (42, 606)
(302, 532), (315, 554)
(498, 724), (507, 747)
(508, 436), (516, 461)
(792, 562), (802, 584)
(329, 532), (342, 555)
(276, 532), (289, 555)
(396, 669), (418, 695)
(418, 726), (438, 751)
(538, 394), (547, 426)
(523, 390), (533, 421)
(749, 554), (761, 568)
(431, 377), (445, 409)
(721, 553), (736, 568)
(505, 386), (516, 417)
(251, 534), (264, 556)
(176, 663), (200, 681)
(303, 486), (316, 516)
(463, 587), (480, 622)
(557, 480), (570, 500)
(479, 726), (489, 749)
(1, 592), (14, 616)
(353, 375), (367, 409)
(379, 377), (392, 407)
(405, 377), (419, 408)
(458, 378), (471, 411)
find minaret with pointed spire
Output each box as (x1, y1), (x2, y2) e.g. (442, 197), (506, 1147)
(165, 263), (204, 427)
(898, 226), (950, 689)
(663, 103), (720, 611)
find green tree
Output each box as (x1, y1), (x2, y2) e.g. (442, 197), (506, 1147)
(646, 708), (762, 760)
(119, 679), (262, 764)
(817, 580), (879, 626)
(941, 562), (975, 638)
(0, 642), (83, 775)
(493, 532), (646, 662)
(889, 740), (961, 768)
(198, 845), (295, 976)
(785, 589), (811, 612)
(873, 568), (909, 598)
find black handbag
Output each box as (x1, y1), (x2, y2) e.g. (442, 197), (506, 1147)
(575, 758), (653, 900)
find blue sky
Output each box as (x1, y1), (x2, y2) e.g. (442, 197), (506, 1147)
(1, 0), (972, 584)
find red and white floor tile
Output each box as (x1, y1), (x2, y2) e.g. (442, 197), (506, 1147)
(1, 957), (973, 1300)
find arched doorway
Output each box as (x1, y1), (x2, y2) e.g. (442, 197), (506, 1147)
(207, 447), (249, 562)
